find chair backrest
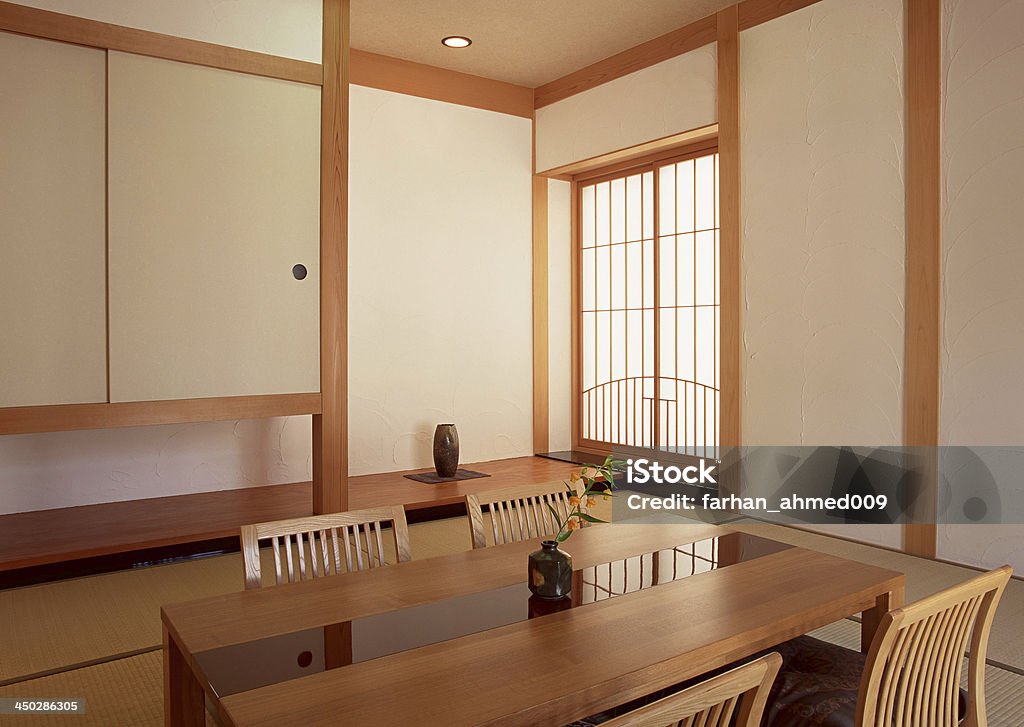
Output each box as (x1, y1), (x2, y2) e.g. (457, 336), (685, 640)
(465, 480), (585, 549)
(856, 565), (1012, 727)
(602, 652), (782, 727)
(240, 505), (411, 589)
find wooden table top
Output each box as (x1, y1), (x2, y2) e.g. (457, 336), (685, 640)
(162, 522), (726, 654)
(162, 523), (904, 726)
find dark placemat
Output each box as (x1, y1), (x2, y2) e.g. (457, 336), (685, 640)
(404, 469), (491, 484)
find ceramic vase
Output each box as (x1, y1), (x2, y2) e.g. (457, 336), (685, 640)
(432, 423), (459, 478)
(528, 540), (573, 600)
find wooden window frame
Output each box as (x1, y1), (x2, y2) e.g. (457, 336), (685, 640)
(571, 137), (720, 464)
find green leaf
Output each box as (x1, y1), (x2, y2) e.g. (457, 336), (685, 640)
(545, 502), (562, 528)
(556, 530), (571, 542)
(574, 513), (607, 523)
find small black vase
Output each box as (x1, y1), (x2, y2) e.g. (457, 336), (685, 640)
(432, 423), (459, 478)
(528, 540), (573, 600)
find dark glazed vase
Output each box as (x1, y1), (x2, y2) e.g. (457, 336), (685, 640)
(432, 423), (459, 478)
(528, 540), (573, 600)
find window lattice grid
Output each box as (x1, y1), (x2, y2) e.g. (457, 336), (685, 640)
(580, 151), (720, 457)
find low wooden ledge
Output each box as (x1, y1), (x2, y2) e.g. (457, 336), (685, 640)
(0, 456), (578, 572)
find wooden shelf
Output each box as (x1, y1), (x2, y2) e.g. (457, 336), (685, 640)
(0, 456), (577, 572)
(0, 393), (322, 436)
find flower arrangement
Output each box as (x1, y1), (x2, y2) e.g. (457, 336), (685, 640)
(547, 454), (622, 542)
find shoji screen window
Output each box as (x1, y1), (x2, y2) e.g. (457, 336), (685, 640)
(578, 148), (719, 459)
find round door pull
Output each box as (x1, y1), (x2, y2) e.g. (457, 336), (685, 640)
(292, 264), (307, 280)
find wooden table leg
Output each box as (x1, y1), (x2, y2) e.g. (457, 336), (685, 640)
(861, 584), (905, 653)
(164, 625), (205, 727)
(324, 622), (353, 669)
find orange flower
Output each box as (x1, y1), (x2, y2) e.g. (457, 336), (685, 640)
(566, 518), (581, 531)
(586, 496), (597, 508)
(569, 471), (582, 483)
(568, 495), (580, 507)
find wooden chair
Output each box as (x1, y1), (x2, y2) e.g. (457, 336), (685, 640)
(240, 505), (411, 589)
(465, 480), (585, 549)
(766, 565), (1013, 727)
(601, 652), (782, 727)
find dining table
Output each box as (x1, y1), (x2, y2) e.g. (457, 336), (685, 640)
(161, 521), (905, 726)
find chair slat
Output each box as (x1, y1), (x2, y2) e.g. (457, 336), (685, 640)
(271, 536), (282, 585)
(373, 521), (386, 567)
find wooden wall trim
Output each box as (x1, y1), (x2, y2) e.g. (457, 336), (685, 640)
(736, 0), (826, 30)
(532, 174), (550, 453)
(534, 16), (716, 109)
(570, 185), (582, 450)
(350, 49), (533, 118)
(314, 0), (349, 515)
(0, 394), (322, 436)
(903, 0), (941, 559)
(717, 6), (742, 454)
(0, 0), (321, 85)
(539, 125), (720, 180)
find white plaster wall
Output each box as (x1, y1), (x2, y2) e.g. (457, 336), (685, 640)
(547, 179), (573, 452)
(534, 44), (718, 173)
(740, 0), (905, 549)
(348, 85), (534, 476)
(939, 0), (1024, 573)
(0, 418), (311, 514)
(11, 0), (321, 62)
(740, 0), (905, 448)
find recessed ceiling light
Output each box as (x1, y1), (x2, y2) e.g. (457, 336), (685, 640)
(441, 36), (472, 49)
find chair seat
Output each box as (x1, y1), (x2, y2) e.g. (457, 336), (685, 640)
(765, 636), (967, 727)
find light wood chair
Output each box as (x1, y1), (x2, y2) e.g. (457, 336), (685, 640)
(240, 505), (411, 589)
(766, 565), (1013, 727)
(602, 652), (782, 727)
(465, 480), (586, 549)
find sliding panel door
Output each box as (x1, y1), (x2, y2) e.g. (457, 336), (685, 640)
(579, 150), (720, 457)
(108, 52), (320, 402)
(0, 31), (107, 408)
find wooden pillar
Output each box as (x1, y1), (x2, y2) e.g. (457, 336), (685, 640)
(903, 0), (941, 557)
(315, 0), (350, 514)
(717, 6), (742, 495)
(532, 172), (550, 454)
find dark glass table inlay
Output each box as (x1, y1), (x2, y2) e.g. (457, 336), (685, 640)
(195, 532), (790, 697)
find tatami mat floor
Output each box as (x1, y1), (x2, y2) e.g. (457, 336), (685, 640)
(1, 511), (1020, 725)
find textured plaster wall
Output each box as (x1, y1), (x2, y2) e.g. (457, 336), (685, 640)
(534, 44), (718, 173)
(348, 85), (534, 476)
(11, 0), (321, 62)
(938, 0), (1024, 572)
(0, 418), (312, 515)
(740, 0), (905, 448)
(740, 0), (905, 548)
(547, 179), (573, 452)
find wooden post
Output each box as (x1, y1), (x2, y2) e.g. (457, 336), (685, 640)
(315, 0), (350, 514)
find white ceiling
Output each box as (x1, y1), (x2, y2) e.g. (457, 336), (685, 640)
(350, 0), (735, 88)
